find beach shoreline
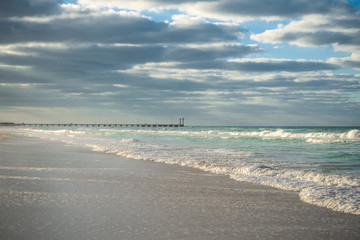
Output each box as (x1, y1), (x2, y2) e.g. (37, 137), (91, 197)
(0, 134), (359, 240)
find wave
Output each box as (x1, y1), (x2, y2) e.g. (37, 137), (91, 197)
(29, 127), (360, 144)
(10, 127), (360, 215)
(182, 129), (360, 143)
(191, 164), (359, 215)
(79, 128), (360, 144)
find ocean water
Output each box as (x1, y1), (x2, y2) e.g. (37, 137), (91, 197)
(6, 126), (360, 215)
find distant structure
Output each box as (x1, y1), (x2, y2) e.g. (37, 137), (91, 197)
(0, 122), (15, 126)
(180, 118), (184, 127)
(0, 118), (185, 128)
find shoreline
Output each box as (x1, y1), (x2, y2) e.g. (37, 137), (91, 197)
(0, 134), (359, 239)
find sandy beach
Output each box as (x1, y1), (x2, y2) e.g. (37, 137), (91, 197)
(0, 134), (359, 240)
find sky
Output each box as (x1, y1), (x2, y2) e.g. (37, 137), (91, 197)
(0, 0), (359, 126)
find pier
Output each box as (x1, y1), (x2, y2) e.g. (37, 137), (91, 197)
(0, 118), (185, 128)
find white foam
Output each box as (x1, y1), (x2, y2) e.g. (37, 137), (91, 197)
(88, 128), (360, 143)
(229, 166), (360, 215)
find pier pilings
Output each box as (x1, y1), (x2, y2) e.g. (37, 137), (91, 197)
(1, 120), (185, 128)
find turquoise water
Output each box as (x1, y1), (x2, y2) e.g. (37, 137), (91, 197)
(102, 126), (360, 175)
(7, 126), (360, 215)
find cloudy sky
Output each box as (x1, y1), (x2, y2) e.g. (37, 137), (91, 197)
(0, 0), (359, 126)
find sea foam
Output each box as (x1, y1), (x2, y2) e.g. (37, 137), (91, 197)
(87, 128), (360, 143)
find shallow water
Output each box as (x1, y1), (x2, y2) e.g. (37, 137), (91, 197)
(5, 126), (360, 215)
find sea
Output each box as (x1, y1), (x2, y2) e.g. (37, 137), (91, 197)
(6, 126), (360, 215)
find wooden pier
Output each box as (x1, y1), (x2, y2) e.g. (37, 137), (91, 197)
(0, 118), (185, 128)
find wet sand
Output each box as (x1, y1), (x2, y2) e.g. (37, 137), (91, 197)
(0, 134), (359, 240)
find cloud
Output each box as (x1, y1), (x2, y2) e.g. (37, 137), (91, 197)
(0, 6), (242, 44)
(163, 43), (261, 62)
(0, 0), (359, 125)
(184, 0), (347, 21)
(251, 4), (360, 74)
(0, 44), (166, 74)
(77, 0), (211, 11)
(79, 0), (352, 20)
(252, 13), (360, 47)
(0, 0), (62, 19)
(251, 6), (360, 60)
(0, 42), (262, 87)
(172, 58), (338, 72)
